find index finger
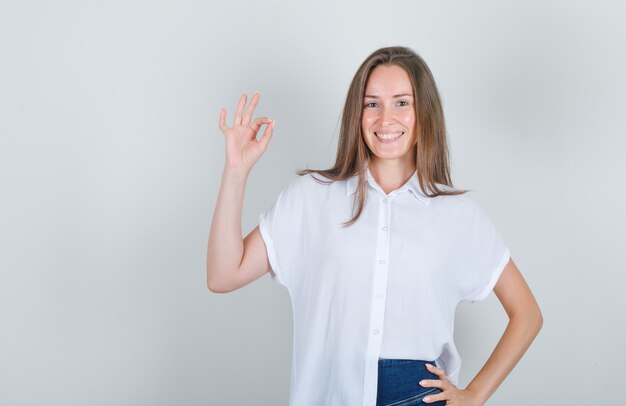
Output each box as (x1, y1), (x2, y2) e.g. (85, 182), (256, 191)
(425, 363), (447, 379)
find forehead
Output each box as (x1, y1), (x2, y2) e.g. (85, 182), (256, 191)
(364, 64), (413, 96)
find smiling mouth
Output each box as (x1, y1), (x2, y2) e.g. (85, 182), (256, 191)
(375, 132), (403, 141)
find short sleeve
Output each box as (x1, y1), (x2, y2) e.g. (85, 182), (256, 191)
(258, 176), (305, 289)
(459, 198), (511, 303)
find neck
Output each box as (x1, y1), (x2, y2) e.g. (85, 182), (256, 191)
(367, 157), (416, 195)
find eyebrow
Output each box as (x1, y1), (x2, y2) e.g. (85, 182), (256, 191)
(364, 94), (414, 99)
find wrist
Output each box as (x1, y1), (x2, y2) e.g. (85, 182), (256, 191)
(464, 386), (487, 406)
(222, 165), (250, 180)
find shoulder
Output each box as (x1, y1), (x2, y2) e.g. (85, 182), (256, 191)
(431, 188), (503, 238)
(281, 172), (327, 192)
(276, 172), (341, 203)
(428, 186), (484, 217)
(287, 172), (344, 192)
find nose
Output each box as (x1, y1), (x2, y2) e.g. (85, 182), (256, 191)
(381, 104), (394, 125)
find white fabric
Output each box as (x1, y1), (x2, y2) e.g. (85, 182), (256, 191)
(258, 162), (510, 406)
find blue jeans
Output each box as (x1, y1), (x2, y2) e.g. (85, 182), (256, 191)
(376, 359), (446, 406)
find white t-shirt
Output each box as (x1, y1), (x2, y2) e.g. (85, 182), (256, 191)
(258, 163), (510, 406)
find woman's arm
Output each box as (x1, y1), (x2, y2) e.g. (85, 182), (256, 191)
(206, 92), (275, 293)
(464, 258), (543, 403)
(422, 258), (543, 405)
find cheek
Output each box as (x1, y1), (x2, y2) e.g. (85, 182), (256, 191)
(361, 114), (374, 130)
(401, 112), (415, 126)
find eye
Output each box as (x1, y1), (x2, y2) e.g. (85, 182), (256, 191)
(397, 100), (410, 107)
(364, 101), (378, 108)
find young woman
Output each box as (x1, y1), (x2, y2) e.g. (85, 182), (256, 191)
(207, 46), (542, 406)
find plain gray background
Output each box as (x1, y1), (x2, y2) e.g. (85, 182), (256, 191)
(1, 0), (625, 404)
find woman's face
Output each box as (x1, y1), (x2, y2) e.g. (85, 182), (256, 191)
(361, 64), (417, 167)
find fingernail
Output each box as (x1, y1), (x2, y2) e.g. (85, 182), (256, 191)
(423, 396), (430, 402)
(418, 380), (425, 386)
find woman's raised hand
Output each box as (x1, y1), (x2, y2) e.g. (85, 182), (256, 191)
(219, 92), (274, 173)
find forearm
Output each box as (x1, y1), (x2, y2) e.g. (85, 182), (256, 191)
(465, 311), (543, 404)
(206, 166), (249, 291)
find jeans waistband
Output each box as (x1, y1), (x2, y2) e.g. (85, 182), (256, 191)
(378, 358), (435, 368)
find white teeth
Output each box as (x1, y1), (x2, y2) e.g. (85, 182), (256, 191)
(375, 132), (402, 140)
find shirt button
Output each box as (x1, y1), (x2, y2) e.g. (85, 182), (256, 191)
(376, 292), (385, 300)
(379, 259), (386, 264)
(372, 329), (380, 335)
(381, 226), (388, 231)
(382, 198), (388, 203)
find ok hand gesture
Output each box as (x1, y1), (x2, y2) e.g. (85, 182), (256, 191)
(219, 92), (274, 173)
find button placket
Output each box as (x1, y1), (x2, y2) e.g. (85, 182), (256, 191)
(362, 195), (392, 405)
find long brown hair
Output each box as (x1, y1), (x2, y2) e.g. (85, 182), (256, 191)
(297, 46), (467, 227)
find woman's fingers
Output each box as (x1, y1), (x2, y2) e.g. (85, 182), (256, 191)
(249, 116), (270, 133)
(422, 364), (455, 404)
(419, 379), (445, 389)
(219, 107), (228, 132)
(425, 363), (447, 379)
(257, 119), (275, 151)
(242, 92), (260, 126)
(422, 390), (447, 403)
(221, 92), (268, 139)
(233, 93), (247, 125)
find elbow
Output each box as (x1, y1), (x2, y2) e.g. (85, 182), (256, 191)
(206, 269), (233, 294)
(529, 299), (544, 333)
(207, 279), (227, 293)
(510, 303), (543, 336)
(535, 307), (544, 333)
(521, 305), (544, 337)
(206, 268), (235, 293)
(207, 278), (232, 294)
